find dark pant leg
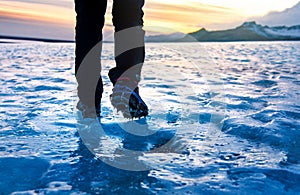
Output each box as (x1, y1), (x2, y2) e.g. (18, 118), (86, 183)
(75, 0), (107, 107)
(108, 0), (145, 85)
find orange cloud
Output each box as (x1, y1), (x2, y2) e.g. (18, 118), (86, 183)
(143, 1), (242, 33)
(0, 1), (74, 27)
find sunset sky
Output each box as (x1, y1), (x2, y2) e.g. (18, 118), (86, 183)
(0, 0), (299, 40)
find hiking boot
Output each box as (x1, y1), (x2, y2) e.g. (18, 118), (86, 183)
(110, 78), (148, 119)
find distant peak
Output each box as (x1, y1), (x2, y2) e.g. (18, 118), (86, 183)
(237, 21), (267, 30)
(187, 28), (208, 36)
(241, 21), (257, 27)
(195, 28), (207, 33)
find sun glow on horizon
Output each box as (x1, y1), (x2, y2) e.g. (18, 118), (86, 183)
(144, 0), (240, 32)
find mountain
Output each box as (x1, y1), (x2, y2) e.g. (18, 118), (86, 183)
(255, 2), (300, 27)
(145, 32), (185, 42)
(179, 22), (300, 42)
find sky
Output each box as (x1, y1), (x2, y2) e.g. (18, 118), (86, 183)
(0, 0), (299, 40)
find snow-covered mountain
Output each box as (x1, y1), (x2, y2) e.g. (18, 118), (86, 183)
(178, 21), (300, 42)
(264, 25), (300, 37)
(239, 21), (300, 38)
(254, 2), (300, 27)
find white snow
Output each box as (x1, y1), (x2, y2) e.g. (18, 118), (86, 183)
(265, 27), (300, 37)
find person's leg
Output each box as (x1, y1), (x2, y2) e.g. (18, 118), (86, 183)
(109, 0), (148, 118)
(75, 0), (107, 116)
(109, 0), (145, 84)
